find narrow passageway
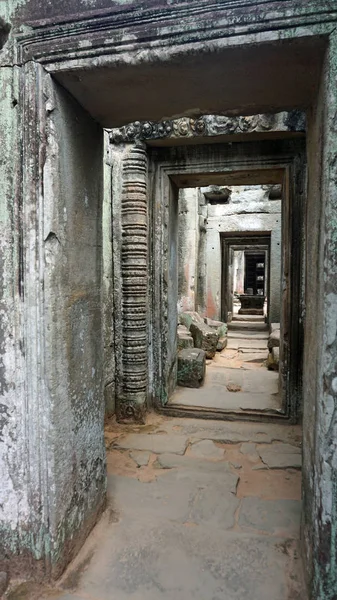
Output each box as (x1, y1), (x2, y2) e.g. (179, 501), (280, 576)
(31, 414), (305, 600)
(170, 317), (281, 413)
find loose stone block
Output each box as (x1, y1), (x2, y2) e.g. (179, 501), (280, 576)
(217, 336), (228, 351)
(204, 317), (228, 342)
(268, 328), (280, 350)
(179, 311), (204, 330)
(177, 324), (194, 351)
(272, 347), (280, 365)
(177, 348), (206, 388)
(190, 322), (219, 359)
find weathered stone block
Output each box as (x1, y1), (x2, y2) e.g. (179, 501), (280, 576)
(177, 348), (206, 388)
(217, 337), (228, 351)
(177, 324), (194, 351)
(272, 347), (280, 366)
(179, 311), (204, 330)
(268, 329), (280, 350)
(190, 322), (219, 359)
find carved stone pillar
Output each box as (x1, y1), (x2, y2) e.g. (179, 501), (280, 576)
(116, 143), (149, 422)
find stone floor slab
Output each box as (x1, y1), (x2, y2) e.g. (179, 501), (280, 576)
(156, 453), (232, 471)
(115, 434), (188, 455)
(238, 497), (301, 536)
(31, 417), (305, 600)
(189, 439), (225, 459)
(42, 524), (303, 600)
(130, 450), (151, 466)
(258, 443), (302, 469)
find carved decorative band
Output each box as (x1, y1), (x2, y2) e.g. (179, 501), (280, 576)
(109, 111), (305, 144)
(120, 145), (148, 409)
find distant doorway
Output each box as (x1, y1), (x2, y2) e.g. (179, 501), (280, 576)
(221, 234), (271, 324)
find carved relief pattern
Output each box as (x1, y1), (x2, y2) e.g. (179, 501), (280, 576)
(109, 111), (305, 144)
(119, 144), (148, 421)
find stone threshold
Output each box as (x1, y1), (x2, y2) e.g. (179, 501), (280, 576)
(158, 404), (291, 424)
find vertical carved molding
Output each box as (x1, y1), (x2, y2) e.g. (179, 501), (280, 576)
(118, 143), (148, 422)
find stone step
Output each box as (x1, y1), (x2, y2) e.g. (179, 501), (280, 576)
(232, 314), (265, 322)
(227, 339), (268, 350)
(227, 331), (268, 340)
(228, 321), (268, 332)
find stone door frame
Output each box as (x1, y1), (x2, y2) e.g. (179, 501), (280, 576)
(9, 5), (337, 594)
(221, 233), (271, 324)
(148, 140), (305, 423)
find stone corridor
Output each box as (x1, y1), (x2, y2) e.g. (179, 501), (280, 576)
(11, 415), (305, 600)
(171, 319), (281, 413)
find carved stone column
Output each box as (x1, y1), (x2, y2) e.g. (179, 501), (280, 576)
(117, 143), (149, 422)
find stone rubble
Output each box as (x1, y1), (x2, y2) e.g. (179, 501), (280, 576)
(177, 348), (206, 388)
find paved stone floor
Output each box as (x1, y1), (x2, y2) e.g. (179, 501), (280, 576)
(10, 414), (306, 600)
(170, 320), (282, 413)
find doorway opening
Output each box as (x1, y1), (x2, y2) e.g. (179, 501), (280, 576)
(168, 182), (284, 416)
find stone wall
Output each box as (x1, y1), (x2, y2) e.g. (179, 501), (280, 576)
(177, 185), (282, 323)
(1, 2), (337, 597)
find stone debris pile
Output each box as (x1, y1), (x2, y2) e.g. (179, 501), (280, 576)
(177, 311), (228, 387)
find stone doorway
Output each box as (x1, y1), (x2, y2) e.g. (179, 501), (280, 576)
(145, 141), (305, 423)
(165, 184), (283, 416)
(221, 233), (272, 323)
(2, 6), (337, 595)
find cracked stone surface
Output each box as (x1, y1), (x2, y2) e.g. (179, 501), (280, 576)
(257, 443), (302, 469)
(130, 450), (151, 467)
(188, 439), (225, 459)
(155, 453), (232, 471)
(115, 433), (189, 455)
(22, 414), (305, 600)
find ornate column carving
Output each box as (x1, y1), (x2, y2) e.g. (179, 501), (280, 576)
(118, 143), (148, 422)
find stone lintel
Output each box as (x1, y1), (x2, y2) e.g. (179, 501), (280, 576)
(109, 111), (306, 145)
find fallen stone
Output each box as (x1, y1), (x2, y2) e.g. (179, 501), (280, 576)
(130, 450), (151, 467)
(204, 317), (228, 338)
(0, 572), (9, 596)
(268, 329), (280, 350)
(115, 434), (188, 455)
(217, 336), (227, 351)
(179, 311), (204, 329)
(272, 347), (280, 364)
(204, 317), (223, 327)
(178, 324), (190, 334)
(270, 322), (280, 333)
(257, 443), (302, 469)
(189, 439), (225, 460)
(190, 322), (219, 359)
(177, 348), (206, 388)
(177, 325), (194, 351)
